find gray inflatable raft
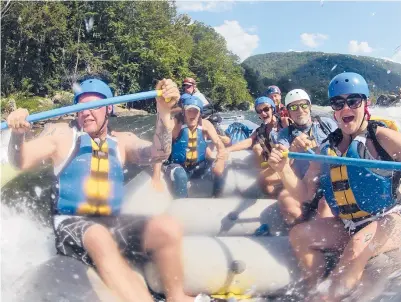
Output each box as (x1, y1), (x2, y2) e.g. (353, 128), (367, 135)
(7, 116), (401, 301)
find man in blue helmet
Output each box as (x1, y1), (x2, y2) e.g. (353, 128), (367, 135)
(163, 94), (227, 198)
(269, 72), (401, 301)
(224, 96), (287, 195)
(7, 78), (195, 302)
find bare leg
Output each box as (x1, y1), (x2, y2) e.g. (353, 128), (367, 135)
(84, 224), (153, 302)
(326, 213), (401, 300)
(151, 162), (165, 192)
(143, 215), (194, 302)
(289, 217), (349, 288)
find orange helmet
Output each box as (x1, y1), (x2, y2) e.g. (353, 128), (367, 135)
(183, 77), (196, 86)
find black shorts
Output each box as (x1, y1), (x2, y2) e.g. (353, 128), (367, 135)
(53, 215), (148, 267)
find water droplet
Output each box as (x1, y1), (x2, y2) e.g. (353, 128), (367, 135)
(72, 82), (82, 94)
(85, 16), (94, 33)
(194, 293), (211, 302)
(331, 64), (337, 71)
(73, 274), (79, 279)
(387, 70), (391, 74)
(34, 186), (42, 198)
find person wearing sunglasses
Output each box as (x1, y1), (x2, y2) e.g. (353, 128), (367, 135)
(268, 72), (401, 301)
(275, 89), (338, 225)
(182, 77), (209, 106)
(224, 96), (287, 195)
(6, 77), (196, 302)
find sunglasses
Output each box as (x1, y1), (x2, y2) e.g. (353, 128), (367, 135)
(256, 106), (272, 114)
(288, 103), (310, 111)
(329, 94), (365, 111)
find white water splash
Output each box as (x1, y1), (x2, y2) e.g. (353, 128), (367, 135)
(34, 186), (42, 198)
(72, 82), (82, 94)
(84, 16), (94, 33)
(1, 204), (54, 296)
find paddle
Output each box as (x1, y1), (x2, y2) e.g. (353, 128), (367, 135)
(282, 150), (401, 171)
(1, 90), (164, 130)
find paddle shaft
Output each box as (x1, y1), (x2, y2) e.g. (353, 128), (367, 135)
(285, 151), (401, 171)
(1, 90), (162, 130)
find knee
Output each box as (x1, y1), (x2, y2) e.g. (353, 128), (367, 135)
(144, 215), (183, 250)
(172, 167), (187, 182)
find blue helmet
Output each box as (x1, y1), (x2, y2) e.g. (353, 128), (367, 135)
(73, 79), (113, 104)
(254, 96), (276, 113)
(265, 85), (281, 96)
(328, 72), (369, 99)
(181, 94), (203, 112)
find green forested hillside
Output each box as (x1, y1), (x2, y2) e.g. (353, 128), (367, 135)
(1, 1), (252, 112)
(242, 52), (401, 105)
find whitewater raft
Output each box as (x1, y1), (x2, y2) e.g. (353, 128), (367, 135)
(7, 115), (401, 302)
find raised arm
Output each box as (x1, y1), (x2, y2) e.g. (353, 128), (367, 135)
(7, 108), (61, 170)
(123, 79), (179, 165)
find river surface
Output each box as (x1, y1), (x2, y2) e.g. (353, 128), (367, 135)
(1, 106), (401, 298)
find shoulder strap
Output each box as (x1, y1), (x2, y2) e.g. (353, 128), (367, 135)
(367, 121), (401, 200)
(367, 121), (393, 162)
(322, 128), (343, 149)
(274, 113), (283, 129)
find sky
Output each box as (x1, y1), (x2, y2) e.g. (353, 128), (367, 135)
(175, 0), (401, 63)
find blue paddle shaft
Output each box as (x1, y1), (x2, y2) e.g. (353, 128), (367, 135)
(1, 90), (160, 130)
(288, 151), (401, 171)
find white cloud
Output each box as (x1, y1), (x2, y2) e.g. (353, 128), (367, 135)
(213, 20), (259, 62)
(300, 33), (329, 48)
(348, 40), (374, 54)
(175, 1), (235, 12)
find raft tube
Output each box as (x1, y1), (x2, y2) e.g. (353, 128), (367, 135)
(144, 236), (301, 297)
(166, 198), (289, 236)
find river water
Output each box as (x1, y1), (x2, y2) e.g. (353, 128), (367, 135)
(1, 106), (401, 298)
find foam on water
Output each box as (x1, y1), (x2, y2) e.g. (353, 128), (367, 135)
(1, 203), (54, 296)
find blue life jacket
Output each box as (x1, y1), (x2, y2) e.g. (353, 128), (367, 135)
(171, 125), (207, 166)
(54, 131), (124, 216)
(320, 125), (399, 221)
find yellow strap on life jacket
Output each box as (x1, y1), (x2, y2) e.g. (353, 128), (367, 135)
(370, 115), (400, 132)
(327, 148), (370, 220)
(185, 129), (198, 166)
(78, 139), (112, 215)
